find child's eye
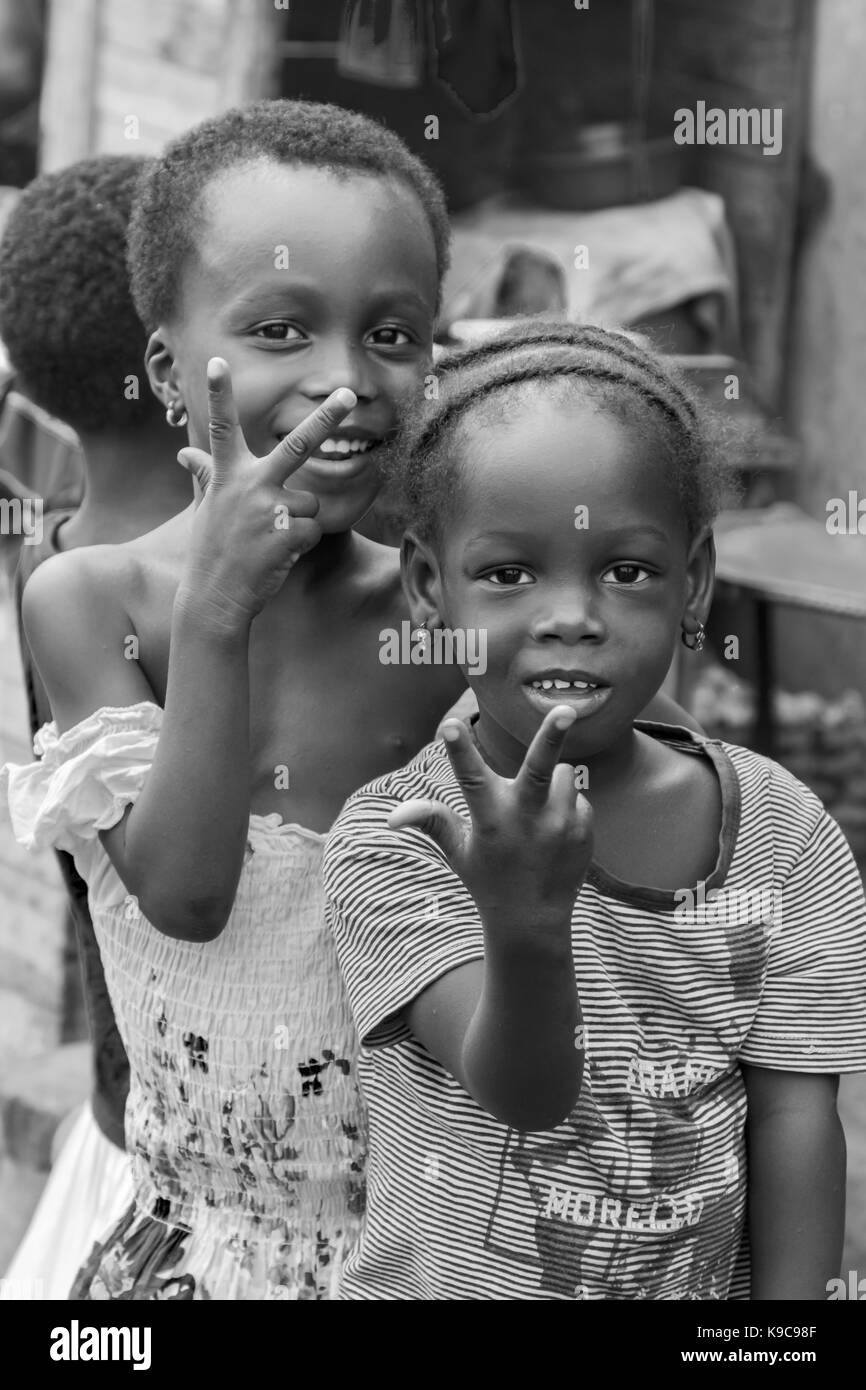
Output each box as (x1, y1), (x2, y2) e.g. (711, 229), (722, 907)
(485, 567), (534, 587)
(602, 563), (651, 585)
(252, 322), (305, 342)
(365, 326), (413, 348)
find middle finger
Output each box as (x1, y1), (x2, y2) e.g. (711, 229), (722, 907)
(514, 705), (578, 806)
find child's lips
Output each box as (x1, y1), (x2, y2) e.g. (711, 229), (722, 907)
(308, 435), (383, 462)
(522, 679), (613, 719)
(275, 433), (384, 481)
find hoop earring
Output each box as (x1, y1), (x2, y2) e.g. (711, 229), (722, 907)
(165, 400), (189, 428)
(681, 621), (706, 652)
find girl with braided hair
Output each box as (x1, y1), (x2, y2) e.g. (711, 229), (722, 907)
(324, 319), (866, 1300)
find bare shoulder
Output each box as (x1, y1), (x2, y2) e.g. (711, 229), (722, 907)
(22, 540), (161, 731)
(23, 541), (139, 634)
(24, 506), (192, 629)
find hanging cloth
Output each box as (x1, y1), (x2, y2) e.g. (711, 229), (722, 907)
(432, 0), (520, 116)
(337, 0), (427, 88)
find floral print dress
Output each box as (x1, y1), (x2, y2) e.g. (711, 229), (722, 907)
(3, 704), (366, 1300)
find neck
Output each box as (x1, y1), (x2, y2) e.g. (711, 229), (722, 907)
(60, 423), (192, 548)
(281, 526), (366, 593)
(472, 710), (647, 800)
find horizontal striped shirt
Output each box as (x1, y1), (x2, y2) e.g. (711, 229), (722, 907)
(324, 722), (866, 1300)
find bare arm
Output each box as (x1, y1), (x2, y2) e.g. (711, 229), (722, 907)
(23, 552), (254, 943)
(394, 710), (590, 1131)
(24, 364), (355, 942)
(406, 942), (580, 1133)
(743, 1064), (846, 1299)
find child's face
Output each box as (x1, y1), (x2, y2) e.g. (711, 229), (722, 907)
(425, 393), (712, 767)
(164, 161), (438, 533)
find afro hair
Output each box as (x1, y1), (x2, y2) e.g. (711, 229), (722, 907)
(127, 99), (451, 332)
(0, 154), (160, 434)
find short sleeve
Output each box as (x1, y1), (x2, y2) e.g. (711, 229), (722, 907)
(739, 808), (866, 1072)
(323, 789), (484, 1048)
(1, 702), (163, 856)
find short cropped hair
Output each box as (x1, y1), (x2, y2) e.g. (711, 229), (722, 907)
(128, 99), (451, 331)
(0, 154), (157, 434)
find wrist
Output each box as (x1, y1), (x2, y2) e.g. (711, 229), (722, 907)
(479, 898), (575, 941)
(480, 913), (575, 960)
(173, 587), (254, 644)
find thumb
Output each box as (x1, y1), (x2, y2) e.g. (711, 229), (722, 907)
(178, 447), (214, 494)
(388, 799), (469, 863)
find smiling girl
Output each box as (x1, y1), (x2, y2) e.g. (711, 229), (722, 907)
(323, 321), (866, 1300)
(2, 100), (464, 1300)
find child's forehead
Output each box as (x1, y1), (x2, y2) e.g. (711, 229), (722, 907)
(193, 159), (433, 270)
(454, 398), (683, 522)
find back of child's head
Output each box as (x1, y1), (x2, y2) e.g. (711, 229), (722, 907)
(128, 98), (451, 333)
(390, 318), (727, 545)
(0, 154), (158, 435)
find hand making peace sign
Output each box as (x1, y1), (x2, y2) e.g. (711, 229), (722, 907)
(390, 705), (594, 935)
(177, 357), (357, 626)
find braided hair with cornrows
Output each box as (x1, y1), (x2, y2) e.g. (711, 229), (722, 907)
(388, 319), (728, 544)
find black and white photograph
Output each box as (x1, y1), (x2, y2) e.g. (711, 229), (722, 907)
(0, 0), (864, 1351)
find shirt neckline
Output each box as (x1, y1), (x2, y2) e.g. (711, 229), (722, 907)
(585, 720), (740, 908)
(454, 716), (740, 910)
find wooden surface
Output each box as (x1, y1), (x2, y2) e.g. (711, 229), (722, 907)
(714, 504), (866, 617)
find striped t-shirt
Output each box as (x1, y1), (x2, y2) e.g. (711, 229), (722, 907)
(324, 722), (866, 1300)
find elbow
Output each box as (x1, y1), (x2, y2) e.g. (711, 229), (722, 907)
(505, 1100), (579, 1134)
(478, 1067), (585, 1133)
(138, 891), (233, 943)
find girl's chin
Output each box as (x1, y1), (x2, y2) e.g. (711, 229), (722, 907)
(311, 494), (381, 535)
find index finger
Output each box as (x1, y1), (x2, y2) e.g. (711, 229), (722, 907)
(513, 704), (578, 805)
(264, 388), (358, 486)
(438, 719), (497, 825)
(205, 358), (246, 476)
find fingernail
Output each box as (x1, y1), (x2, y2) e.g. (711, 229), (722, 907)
(554, 707), (577, 729)
(441, 723), (460, 742)
(333, 388), (357, 410)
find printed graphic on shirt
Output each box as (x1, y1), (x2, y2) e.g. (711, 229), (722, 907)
(481, 1014), (747, 1300)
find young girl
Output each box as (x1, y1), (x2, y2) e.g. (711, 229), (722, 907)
(323, 321), (866, 1301)
(2, 99), (464, 1300)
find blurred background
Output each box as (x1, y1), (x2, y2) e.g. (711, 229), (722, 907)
(1, 0), (865, 1286)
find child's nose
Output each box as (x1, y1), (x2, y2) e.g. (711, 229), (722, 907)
(297, 340), (376, 404)
(530, 591), (606, 643)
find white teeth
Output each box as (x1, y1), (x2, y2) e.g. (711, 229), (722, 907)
(317, 437), (374, 455)
(531, 679), (597, 691)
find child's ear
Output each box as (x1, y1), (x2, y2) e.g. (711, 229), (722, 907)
(400, 529), (443, 627)
(683, 525), (716, 628)
(144, 329), (180, 411)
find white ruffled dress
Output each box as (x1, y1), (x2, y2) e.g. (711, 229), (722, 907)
(2, 703), (366, 1300)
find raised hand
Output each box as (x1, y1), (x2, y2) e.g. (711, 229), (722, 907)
(176, 357), (356, 628)
(389, 705), (593, 935)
